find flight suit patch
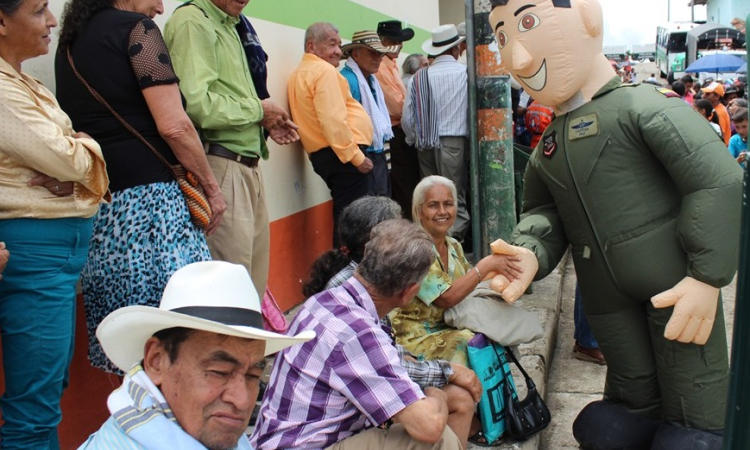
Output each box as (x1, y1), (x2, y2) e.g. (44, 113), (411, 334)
(542, 131), (558, 158)
(568, 114), (599, 141)
(657, 87), (680, 98)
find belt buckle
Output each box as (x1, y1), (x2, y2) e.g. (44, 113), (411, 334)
(235, 154), (243, 163)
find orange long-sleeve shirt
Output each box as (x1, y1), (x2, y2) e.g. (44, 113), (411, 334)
(287, 53), (372, 166)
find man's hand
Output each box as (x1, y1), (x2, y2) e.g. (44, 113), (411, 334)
(651, 276), (719, 345)
(0, 241), (9, 281)
(448, 364), (482, 402)
(356, 157), (373, 174)
(260, 99), (290, 130)
(268, 121), (300, 145)
(28, 174), (74, 197)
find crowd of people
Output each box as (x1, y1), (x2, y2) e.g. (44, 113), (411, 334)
(0, 0), (746, 449)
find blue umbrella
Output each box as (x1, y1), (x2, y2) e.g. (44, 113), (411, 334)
(685, 53), (746, 73)
(738, 63), (747, 74)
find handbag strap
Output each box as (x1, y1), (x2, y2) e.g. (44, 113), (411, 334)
(496, 344), (534, 386)
(66, 47), (178, 178)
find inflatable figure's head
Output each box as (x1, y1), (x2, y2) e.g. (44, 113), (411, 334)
(488, 0), (612, 110)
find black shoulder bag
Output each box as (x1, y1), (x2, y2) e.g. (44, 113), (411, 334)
(502, 346), (552, 440)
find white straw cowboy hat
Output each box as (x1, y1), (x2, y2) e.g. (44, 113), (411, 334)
(96, 261), (315, 372)
(341, 30), (401, 58)
(422, 24), (465, 56)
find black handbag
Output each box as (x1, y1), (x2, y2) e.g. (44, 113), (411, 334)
(501, 346), (552, 440)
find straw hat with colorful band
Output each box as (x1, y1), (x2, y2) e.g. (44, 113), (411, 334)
(422, 24), (466, 56)
(96, 261), (315, 372)
(341, 30), (401, 58)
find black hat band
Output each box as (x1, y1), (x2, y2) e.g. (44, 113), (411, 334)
(173, 306), (264, 329)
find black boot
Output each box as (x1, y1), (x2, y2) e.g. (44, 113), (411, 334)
(573, 400), (661, 450)
(650, 423), (722, 450)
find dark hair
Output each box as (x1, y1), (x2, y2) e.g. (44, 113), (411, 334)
(671, 81), (686, 97)
(694, 98), (719, 126)
(0, 0), (24, 15)
(302, 196), (402, 297)
(680, 74), (694, 84)
(58, 0), (113, 49)
(357, 219), (434, 298)
(152, 327), (195, 362)
(491, 0), (570, 8)
(732, 107), (748, 124)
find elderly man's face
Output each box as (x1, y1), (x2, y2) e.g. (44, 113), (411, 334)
(488, 0), (601, 107)
(146, 331), (266, 450)
(211, 0), (248, 18)
(351, 47), (384, 77)
(309, 27), (343, 67)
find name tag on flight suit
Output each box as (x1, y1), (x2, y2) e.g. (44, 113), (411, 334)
(568, 114), (599, 141)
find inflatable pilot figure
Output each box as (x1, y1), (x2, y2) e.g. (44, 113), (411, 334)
(487, 1), (744, 449)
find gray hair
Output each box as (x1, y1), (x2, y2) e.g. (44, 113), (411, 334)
(402, 53), (427, 76)
(411, 176), (458, 230)
(304, 22), (339, 49)
(339, 196), (402, 262)
(357, 219), (434, 298)
(0, 0), (24, 14)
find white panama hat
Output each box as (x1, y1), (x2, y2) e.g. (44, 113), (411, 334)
(96, 261), (315, 372)
(422, 24), (466, 56)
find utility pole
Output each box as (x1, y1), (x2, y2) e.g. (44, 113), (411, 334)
(467, 0), (516, 257)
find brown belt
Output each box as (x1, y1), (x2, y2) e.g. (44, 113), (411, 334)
(207, 143), (259, 168)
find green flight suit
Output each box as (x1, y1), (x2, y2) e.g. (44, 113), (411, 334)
(512, 77), (743, 431)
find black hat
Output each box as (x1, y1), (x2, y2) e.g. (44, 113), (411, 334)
(377, 20), (415, 42)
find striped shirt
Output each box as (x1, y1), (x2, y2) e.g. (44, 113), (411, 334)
(250, 278), (425, 450)
(402, 54), (468, 139)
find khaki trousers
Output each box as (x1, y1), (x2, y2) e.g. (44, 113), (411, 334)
(326, 425), (462, 450)
(205, 155), (270, 297)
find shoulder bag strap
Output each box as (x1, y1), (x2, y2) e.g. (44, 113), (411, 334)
(66, 47), (178, 177)
(500, 344), (534, 386)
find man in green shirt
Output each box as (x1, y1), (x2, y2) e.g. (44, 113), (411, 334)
(164, 0), (297, 298)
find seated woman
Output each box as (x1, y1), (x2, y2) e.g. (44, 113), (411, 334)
(303, 196), (402, 297)
(391, 176), (522, 365)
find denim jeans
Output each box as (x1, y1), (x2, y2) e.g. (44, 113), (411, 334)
(0, 217), (93, 450)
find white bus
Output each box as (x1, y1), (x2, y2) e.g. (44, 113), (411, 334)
(655, 22), (700, 82)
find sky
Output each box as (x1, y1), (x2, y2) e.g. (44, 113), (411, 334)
(601, 0), (707, 47)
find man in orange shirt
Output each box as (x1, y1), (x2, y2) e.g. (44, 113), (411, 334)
(375, 20), (422, 219)
(287, 22), (375, 245)
(702, 82), (731, 146)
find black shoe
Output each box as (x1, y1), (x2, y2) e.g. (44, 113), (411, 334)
(573, 400), (661, 450)
(650, 423), (722, 450)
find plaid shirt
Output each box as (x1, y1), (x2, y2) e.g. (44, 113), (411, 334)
(250, 278), (426, 450)
(326, 262), (451, 390)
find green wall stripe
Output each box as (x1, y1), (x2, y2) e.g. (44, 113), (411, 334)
(245, 0), (432, 55)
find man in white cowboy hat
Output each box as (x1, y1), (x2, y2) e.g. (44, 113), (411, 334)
(77, 261), (314, 450)
(340, 31), (401, 198)
(287, 22), (376, 246)
(402, 24), (471, 240)
(251, 219), (475, 450)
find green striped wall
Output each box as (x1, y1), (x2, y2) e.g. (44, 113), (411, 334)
(245, 0), (431, 54)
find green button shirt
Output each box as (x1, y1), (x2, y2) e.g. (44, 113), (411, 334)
(164, 0), (267, 159)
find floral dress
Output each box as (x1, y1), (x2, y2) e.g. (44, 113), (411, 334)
(390, 236), (475, 365)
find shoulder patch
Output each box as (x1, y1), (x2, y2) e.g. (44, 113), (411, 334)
(542, 131), (558, 159)
(656, 87), (680, 98)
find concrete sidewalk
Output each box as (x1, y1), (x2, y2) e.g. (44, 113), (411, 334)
(467, 254), (569, 450)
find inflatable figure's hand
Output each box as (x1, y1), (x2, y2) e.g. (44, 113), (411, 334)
(651, 277), (719, 345)
(486, 239), (538, 303)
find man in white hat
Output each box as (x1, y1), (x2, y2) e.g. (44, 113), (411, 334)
(340, 31), (401, 197)
(77, 261), (314, 450)
(402, 24), (471, 240)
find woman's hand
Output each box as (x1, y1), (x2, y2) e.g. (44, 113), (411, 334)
(203, 190), (227, 236)
(480, 253), (523, 281)
(27, 174), (74, 197)
(0, 241), (9, 281)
